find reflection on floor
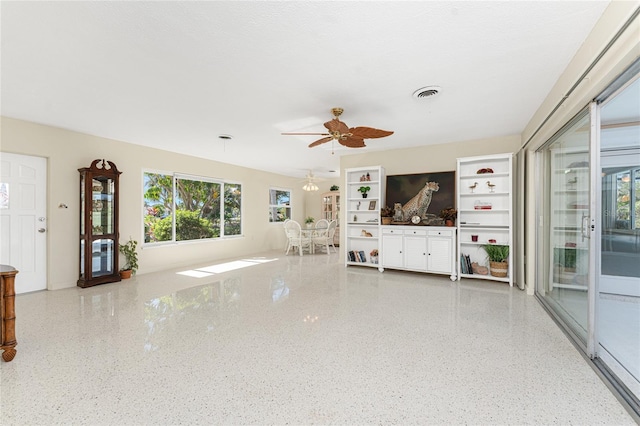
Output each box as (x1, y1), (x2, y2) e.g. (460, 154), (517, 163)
(545, 286), (640, 396)
(3, 251), (635, 424)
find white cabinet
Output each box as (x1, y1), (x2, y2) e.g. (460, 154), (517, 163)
(344, 166), (384, 268)
(380, 226), (457, 280)
(405, 231), (427, 270)
(381, 227), (404, 269)
(321, 191), (340, 246)
(428, 230), (454, 273)
(456, 153), (514, 286)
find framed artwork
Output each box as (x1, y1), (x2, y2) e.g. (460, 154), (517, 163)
(368, 200), (376, 210)
(385, 171), (456, 215)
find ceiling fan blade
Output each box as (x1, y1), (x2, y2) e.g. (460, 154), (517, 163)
(349, 127), (394, 139)
(324, 119), (341, 133)
(340, 136), (366, 148)
(282, 132), (331, 136)
(308, 136), (333, 148)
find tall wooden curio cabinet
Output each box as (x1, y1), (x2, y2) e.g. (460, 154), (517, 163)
(78, 159), (121, 288)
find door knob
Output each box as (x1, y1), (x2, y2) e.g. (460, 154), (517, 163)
(38, 228), (46, 233)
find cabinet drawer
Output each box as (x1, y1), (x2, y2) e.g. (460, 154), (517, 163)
(428, 230), (453, 237)
(404, 229), (427, 236)
(382, 228), (402, 235)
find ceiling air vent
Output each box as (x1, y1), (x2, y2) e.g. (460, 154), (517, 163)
(413, 86), (441, 99)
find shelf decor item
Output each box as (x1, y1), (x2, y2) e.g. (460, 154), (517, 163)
(370, 249), (379, 264)
(482, 244), (509, 277)
(439, 208), (457, 226)
(358, 186), (371, 198)
(380, 206), (393, 225)
(477, 168), (494, 174)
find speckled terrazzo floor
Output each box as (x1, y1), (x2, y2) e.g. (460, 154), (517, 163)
(1, 250), (635, 425)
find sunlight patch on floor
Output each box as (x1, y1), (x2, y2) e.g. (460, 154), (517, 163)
(176, 257), (278, 277)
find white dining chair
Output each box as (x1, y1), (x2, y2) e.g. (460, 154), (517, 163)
(315, 219), (329, 230)
(284, 220), (310, 256)
(312, 220), (337, 254)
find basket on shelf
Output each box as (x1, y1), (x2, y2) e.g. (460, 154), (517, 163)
(489, 261), (508, 277)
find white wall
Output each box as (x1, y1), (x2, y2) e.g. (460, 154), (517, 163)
(1, 117), (307, 290)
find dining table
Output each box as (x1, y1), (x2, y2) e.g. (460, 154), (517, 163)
(300, 227), (328, 254)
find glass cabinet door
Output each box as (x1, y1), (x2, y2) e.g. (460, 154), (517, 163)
(78, 159), (121, 287)
(92, 177), (115, 235)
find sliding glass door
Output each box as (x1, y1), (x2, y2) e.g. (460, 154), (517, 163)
(597, 75), (640, 398)
(536, 65), (640, 406)
(537, 111), (592, 345)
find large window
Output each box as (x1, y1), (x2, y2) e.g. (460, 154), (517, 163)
(144, 172), (242, 243)
(269, 188), (291, 222)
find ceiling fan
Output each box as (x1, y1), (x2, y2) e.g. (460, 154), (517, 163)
(282, 107), (394, 149)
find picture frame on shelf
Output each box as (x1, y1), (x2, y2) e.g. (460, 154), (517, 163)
(368, 200), (376, 210)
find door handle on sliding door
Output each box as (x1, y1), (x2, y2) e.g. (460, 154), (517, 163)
(581, 214), (590, 242)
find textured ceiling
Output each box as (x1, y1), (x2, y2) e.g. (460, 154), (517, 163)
(1, 1), (611, 178)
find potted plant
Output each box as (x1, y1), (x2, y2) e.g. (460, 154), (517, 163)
(380, 206), (394, 225)
(119, 238), (139, 279)
(358, 186), (371, 198)
(305, 216), (315, 228)
(440, 207), (457, 226)
(481, 244), (509, 277)
(330, 185), (339, 191)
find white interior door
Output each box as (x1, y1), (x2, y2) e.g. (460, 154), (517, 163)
(0, 152), (47, 293)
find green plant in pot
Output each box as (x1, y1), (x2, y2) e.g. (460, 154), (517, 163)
(305, 216), (315, 228)
(119, 238), (139, 279)
(482, 244), (509, 278)
(358, 186), (370, 198)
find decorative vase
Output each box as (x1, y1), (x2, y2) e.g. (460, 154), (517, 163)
(489, 261), (508, 277)
(445, 219), (454, 227)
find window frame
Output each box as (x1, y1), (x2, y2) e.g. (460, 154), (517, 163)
(268, 187), (292, 223)
(143, 169), (243, 246)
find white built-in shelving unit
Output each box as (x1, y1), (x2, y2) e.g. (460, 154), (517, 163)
(344, 166), (384, 268)
(457, 153), (514, 286)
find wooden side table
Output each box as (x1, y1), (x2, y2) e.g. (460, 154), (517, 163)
(0, 265), (18, 362)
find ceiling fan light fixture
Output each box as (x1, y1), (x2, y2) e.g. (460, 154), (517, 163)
(302, 182), (319, 192)
(412, 86), (441, 100)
